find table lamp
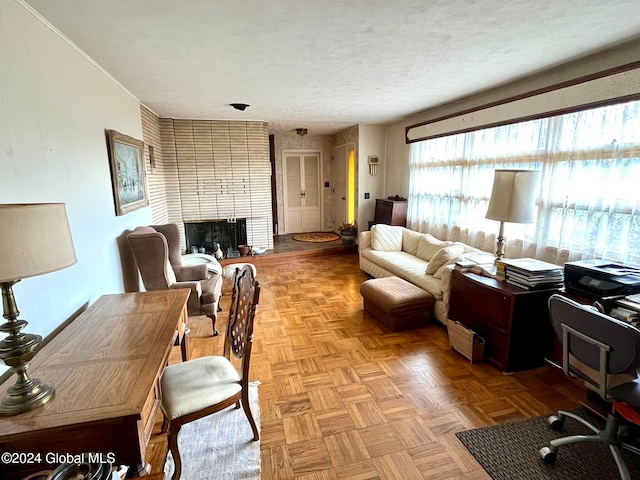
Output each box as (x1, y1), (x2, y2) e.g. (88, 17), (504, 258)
(485, 169), (540, 261)
(0, 203), (77, 415)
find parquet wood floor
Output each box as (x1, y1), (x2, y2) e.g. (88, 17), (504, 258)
(150, 252), (586, 479)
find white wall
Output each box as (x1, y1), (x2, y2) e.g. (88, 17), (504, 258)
(381, 122), (411, 208)
(384, 38), (640, 199)
(357, 125), (388, 229)
(0, 0), (150, 359)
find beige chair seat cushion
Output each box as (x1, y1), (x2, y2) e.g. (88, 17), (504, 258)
(161, 356), (241, 420)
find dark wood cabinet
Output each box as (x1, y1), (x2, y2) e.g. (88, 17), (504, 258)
(372, 199), (407, 227)
(448, 270), (559, 372)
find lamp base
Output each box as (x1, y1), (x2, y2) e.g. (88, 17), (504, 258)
(495, 237), (506, 262)
(494, 221), (506, 261)
(0, 281), (55, 416)
(0, 379), (55, 416)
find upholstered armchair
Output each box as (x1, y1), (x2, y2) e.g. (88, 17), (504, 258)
(150, 223), (222, 276)
(127, 225), (223, 336)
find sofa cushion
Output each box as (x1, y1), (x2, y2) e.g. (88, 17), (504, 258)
(425, 244), (466, 275)
(402, 229), (423, 256)
(371, 224), (403, 252)
(362, 249), (427, 278)
(416, 235), (452, 261)
(360, 248), (443, 299)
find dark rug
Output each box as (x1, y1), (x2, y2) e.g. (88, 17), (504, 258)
(456, 409), (640, 479)
(292, 232), (340, 243)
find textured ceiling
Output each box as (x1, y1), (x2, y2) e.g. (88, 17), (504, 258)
(23, 0), (640, 135)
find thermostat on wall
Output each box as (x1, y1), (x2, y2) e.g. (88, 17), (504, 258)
(368, 156), (379, 176)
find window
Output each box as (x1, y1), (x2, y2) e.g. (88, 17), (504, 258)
(408, 99), (640, 267)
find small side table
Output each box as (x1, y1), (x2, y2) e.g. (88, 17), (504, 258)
(448, 270), (560, 372)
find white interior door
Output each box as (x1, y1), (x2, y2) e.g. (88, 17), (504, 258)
(283, 151), (321, 233)
(285, 154), (303, 233)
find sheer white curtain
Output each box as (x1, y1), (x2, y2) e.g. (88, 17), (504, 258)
(408, 99), (640, 267)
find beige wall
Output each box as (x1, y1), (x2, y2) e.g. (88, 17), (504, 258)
(357, 125), (388, 231)
(384, 37), (640, 199)
(0, 0), (151, 368)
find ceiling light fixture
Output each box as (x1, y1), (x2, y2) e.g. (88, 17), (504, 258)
(296, 128), (308, 137)
(230, 103), (249, 111)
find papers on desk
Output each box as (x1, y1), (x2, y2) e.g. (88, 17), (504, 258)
(454, 260), (497, 278)
(612, 295), (640, 326)
(625, 293), (640, 304)
(470, 264), (498, 278)
(454, 253), (497, 277)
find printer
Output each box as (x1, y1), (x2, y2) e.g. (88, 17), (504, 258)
(564, 259), (640, 300)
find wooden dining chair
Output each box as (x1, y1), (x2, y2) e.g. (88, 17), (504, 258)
(160, 264), (260, 480)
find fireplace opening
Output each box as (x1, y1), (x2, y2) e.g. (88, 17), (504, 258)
(184, 219), (247, 258)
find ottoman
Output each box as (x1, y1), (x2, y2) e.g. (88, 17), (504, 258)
(360, 276), (435, 331)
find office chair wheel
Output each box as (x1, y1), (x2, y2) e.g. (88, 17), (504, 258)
(548, 415), (564, 430)
(540, 446), (557, 464)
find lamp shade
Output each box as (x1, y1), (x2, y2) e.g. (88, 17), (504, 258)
(0, 203), (77, 283)
(486, 169), (540, 224)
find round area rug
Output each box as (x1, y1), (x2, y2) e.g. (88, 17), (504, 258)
(292, 232), (340, 243)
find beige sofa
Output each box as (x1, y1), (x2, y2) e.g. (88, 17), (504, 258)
(359, 224), (487, 324)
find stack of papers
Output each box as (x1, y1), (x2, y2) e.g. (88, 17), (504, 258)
(612, 295), (640, 326)
(500, 258), (564, 290)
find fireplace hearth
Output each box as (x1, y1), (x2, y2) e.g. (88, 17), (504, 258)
(184, 219), (247, 258)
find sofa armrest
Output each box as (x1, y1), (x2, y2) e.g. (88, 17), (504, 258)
(439, 265), (456, 321)
(359, 231), (371, 250)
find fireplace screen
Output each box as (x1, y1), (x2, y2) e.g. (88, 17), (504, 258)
(184, 219), (247, 258)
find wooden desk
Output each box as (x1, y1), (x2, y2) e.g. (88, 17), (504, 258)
(0, 289), (190, 479)
(449, 271), (559, 372)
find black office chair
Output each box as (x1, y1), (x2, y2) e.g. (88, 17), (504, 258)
(540, 294), (640, 480)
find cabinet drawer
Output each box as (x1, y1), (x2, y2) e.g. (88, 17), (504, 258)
(470, 313), (509, 367)
(140, 381), (161, 452)
(452, 278), (511, 330)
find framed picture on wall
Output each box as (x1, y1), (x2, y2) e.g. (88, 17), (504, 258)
(106, 129), (149, 216)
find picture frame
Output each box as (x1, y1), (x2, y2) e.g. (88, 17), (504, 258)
(106, 129), (149, 216)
